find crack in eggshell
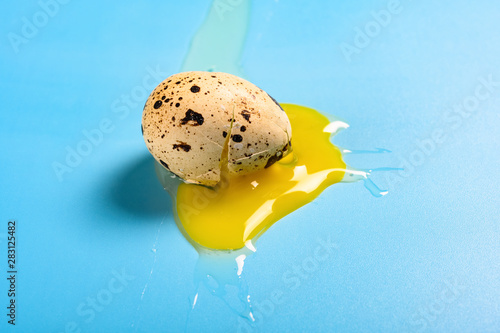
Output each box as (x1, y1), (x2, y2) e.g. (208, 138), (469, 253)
(221, 102), (236, 172)
(226, 95), (291, 174)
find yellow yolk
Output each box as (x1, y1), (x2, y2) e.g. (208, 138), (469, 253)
(176, 104), (346, 250)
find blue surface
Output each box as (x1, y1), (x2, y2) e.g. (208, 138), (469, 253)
(1, 1), (499, 332)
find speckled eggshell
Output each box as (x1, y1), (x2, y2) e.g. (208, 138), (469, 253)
(142, 71), (291, 186)
(223, 75), (291, 176)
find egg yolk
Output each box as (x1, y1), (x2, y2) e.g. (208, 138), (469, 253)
(176, 104), (346, 250)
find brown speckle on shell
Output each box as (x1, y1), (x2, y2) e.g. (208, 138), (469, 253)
(153, 100), (162, 109)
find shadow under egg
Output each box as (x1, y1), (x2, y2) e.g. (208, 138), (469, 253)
(107, 154), (172, 220)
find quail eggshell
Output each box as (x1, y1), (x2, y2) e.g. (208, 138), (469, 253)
(142, 71), (291, 186)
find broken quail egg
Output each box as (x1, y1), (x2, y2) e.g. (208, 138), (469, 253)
(142, 71), (292, 187)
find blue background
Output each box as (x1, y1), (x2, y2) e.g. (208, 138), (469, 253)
(1, 0), (499, 332)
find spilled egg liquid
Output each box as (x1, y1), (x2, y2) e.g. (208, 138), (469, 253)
(158, 104), (348, 250)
